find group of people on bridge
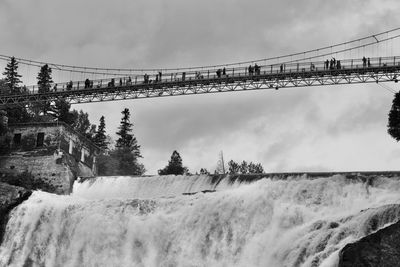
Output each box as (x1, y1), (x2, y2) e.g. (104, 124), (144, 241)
(324, 58), (342, 70)
(45, 55), (385, 94)
(248, 64), (261, 75)
(362, 56), (371, 68)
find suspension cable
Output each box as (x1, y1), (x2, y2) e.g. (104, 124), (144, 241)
(1, 27), (400, 74)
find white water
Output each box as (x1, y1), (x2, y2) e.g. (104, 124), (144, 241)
(2, 174), (400, 267)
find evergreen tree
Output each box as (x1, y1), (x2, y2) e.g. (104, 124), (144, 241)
(248, 162), (257, 174)
(199, 168), (210, 175)
(93, 116), (108, 149)
(53, 98), (77, 125)
(72, 110), (91, 135)
(37, 64), (53, 93)
(228, 160), (240, 174)
(86, 124), (97, 141)
(240, 160), (248, 174)
(158, 150), (185, 175)
(254, 163), (264, 174)
(36, 64), (53, 114)
(0, 79), (7, 95)
(1, 66), (30, 124)
(100, 108), (144, 176)
(388, 91), (400, 141)
(115, 108), (141, 158)
(3, 57), (22, 94)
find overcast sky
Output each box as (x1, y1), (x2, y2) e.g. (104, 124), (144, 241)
(1, 0), (400, 174)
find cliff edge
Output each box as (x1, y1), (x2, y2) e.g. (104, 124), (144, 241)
(339, 219), (400, 267)
(0, 182), (31, 244)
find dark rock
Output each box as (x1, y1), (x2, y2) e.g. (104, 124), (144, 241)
(0, 182), (31, 244)
(182, 192), (197, 196)
(201, 189), (216, 194)
(0, 172), (57, 193)
(339, 219), (400, 267)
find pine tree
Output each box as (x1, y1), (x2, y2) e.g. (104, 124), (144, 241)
(228, 160), (240, 174)
(240, 160), (248, 174)
(116, 108), (141, 157)
(3, 57), (22, 94)
(86, 124), (97, 141)
(388, 91), (400, 141)
(103, 108), (144, 176)
(199, 168), (210, 175)
(36, 64), (53, 114)
(72, 110), (91, 135)
(37, 64), (53, 93)
(158, 150), (185, 175)
(254, 163), (264, 174)
(93, 116), (108, 149)
(53, 98), (77, 125)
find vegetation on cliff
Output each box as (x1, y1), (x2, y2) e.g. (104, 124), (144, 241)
(0, 182), (31, 244)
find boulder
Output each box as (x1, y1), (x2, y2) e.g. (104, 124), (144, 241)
(339, 219), (400, 267)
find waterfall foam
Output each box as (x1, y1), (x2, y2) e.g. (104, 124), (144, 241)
(1, 174), (400, 267)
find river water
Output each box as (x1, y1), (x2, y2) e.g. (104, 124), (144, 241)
(1, 174), (400, 267)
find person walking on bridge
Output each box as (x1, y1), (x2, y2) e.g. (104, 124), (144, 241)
(254, 64), (260, 75)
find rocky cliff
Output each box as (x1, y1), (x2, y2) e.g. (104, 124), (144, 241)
(0, 182), (31, 244)
(339, 219), (400, 266)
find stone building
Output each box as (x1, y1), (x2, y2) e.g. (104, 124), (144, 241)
(0, 122), (101, 194)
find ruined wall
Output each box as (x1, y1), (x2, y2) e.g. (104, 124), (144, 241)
(1, 123), (98, 171)
(0, 153), (72, 194)
(0, 123), (100, 194)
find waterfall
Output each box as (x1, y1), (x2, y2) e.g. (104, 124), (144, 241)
(1, 174), (400, 267)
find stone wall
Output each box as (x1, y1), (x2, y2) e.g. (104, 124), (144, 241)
(0, 122), (100, 194)
(0, 122), (99, 172)
(0, 151), (90, 194)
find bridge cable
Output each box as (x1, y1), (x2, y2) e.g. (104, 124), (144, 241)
(1, 27), (400, 74)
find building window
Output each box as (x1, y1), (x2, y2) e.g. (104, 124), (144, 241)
(36, 132), (45, 147)
(13, 133), (22, 145)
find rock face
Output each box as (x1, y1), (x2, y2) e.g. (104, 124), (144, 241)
(339, 219), (400, 267)
(0, 182), (31, 244)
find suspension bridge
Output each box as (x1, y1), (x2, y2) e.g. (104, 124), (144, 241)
(1, 28), (400, 107)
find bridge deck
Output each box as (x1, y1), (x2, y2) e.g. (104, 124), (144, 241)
(1, 56), (400, 106)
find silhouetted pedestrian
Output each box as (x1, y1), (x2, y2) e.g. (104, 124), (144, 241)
(362, 56), (367, 67)
(336, 60), (341, 69)
(216, 69), (222, 78)
(367, 57), (371, 67)
(254, 64), (260, 75)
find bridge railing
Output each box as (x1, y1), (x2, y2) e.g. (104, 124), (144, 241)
(6, 56), (400, 97)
